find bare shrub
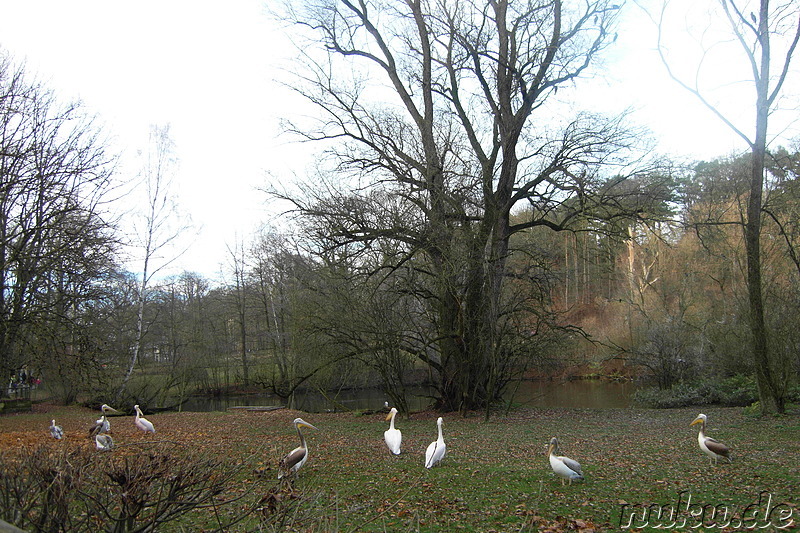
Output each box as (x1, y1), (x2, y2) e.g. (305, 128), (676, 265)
(0, 443), (252, 532)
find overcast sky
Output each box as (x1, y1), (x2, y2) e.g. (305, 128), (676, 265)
(1, 0), (796, 282)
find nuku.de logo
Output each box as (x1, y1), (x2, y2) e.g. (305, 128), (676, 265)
(618, 490), (794, 530)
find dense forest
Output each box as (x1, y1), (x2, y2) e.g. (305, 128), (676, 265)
(2, 0), (799, 416)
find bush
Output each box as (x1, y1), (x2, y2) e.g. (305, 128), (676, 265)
(715, 374), (759, 406)
(0, 443), (251, 532)
(633, 374), (759, 408)
(633, 382), (706, 408)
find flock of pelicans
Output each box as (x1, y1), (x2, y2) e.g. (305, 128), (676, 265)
(275, 408), (452, 480)
(47, 405), (731, 485)
(275, 408), (732, 484)
(48, 403), (155, 450)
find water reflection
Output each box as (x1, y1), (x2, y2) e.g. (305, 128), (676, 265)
(180, 379), (635, 413)
(511, 379), (636, 409)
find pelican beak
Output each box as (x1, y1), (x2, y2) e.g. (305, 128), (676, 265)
(385, 411), (394, 421)
(299, 421), (318, 431)
(105, 406), (120, 415)
(690, 417), (703, 426)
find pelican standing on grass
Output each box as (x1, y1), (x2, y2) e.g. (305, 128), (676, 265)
(49, 419), (64, 440)
(278, 418), (318, 480)
(425, 417), (446, 468)
(548, 437), (584, 485)
(134, 404), (156, 433)
(384, 407), (402, 455)
(690, 413), (731, 465)
(89, 404), (119, 436)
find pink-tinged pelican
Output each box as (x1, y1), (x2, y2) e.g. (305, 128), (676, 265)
(548, 437), (584, 485)
(278, 418), (318, 479)
(384, 407), (402, 455)
(424, 417), (446, 468)
(49, 419), (64, 440)
(134, 404), (155, 433)
(690, 413), (731, 465)
(89, 404), (119, 436)
(95, 433), (114, 451)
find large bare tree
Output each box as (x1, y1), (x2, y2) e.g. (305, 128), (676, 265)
(651, 0), (800, 413)
(0, 53), (117, 388)
(275, 0), (669, 411)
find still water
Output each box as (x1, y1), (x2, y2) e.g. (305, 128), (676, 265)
(180, 379), (636, 413)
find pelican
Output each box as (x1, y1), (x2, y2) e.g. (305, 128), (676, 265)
(134, 404), (156, 433)
(89, 404), (119, 436)
(49, 419), (64, 440)
(384, 407), (402, 455)
(424, 417), (446, 469)
(548, 437), (584, 485)
(95, 433), (114, 451)
(278, 418), (318, 479)
(690, 413), (731, 465)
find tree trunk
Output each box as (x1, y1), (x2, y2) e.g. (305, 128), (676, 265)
(117, 255), (148, 403)
(747, 0), (784, 414)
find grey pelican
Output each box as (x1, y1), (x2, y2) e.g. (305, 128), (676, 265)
(278, 418), (318, 479)
(690, 413), (731, 465)
(49, 419), (64, 439)
(424, 417), (446, 468)
(95, 433), (114, 451)
(89, 404), (119, 436)
(384, 407), (402, 455)
(134, 404), (155, 433)
(548, 437), (584, 485)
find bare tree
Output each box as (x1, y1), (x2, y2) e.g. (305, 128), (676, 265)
(274, 0), (669, 412)
(0, 53), (118, 388)
(116, 124), (189, 401)
(249, 228), (297, 396)
(226, 239), (251, 385)
(649, 0), (800, 413)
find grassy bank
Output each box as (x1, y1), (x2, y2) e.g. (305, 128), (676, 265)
(1, 404), (798, 531)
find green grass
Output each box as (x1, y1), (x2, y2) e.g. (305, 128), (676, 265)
(1, 405), (798, 531)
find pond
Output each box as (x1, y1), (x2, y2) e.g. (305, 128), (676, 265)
(179, 379), (637, 413)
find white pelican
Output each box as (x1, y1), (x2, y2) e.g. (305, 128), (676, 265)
(690, 413), (731, 465)
(89, 404), (119, 436)
(424, 417), (446, 469)
(134, 404), (156, 433)
(49, 419), (64, 440)
(384, 407), (402, 455)
(548, 437), (584, 485)
(95, 433), (114, 451)
(278, 418), (318, 480)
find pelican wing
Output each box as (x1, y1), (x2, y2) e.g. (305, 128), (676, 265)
(50, 423), (63, 440)
(95, 434), (114, 450)
(384, 428), (402, 455)
(704, 437), (730, 457)
(425, 440), (446, 468)
(136, 417), (155, 433)
(279, 447), (307, 474)
(560, 455), (582, 476)
(89, 420), (102, 437)
(97, 417), (110, 433)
